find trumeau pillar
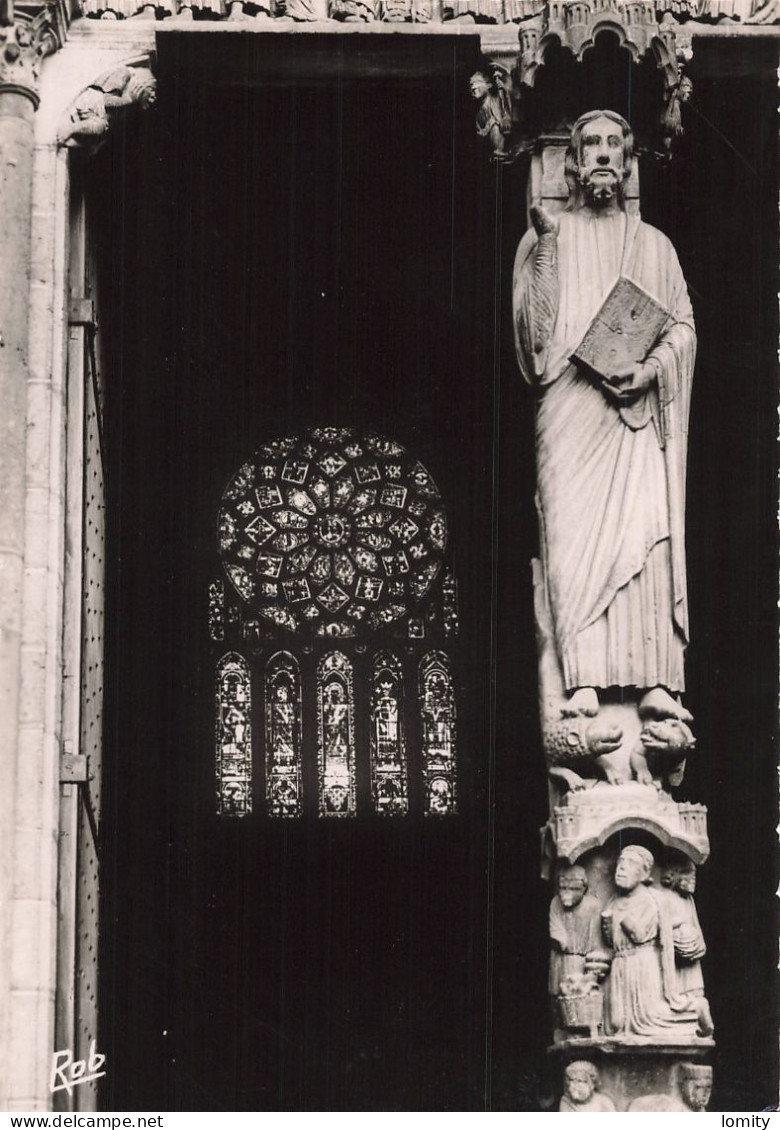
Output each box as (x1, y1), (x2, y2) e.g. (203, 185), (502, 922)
(474, 6), (715, 1114)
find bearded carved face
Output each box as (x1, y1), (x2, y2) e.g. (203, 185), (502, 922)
(557, 877), (587, 909)
(577, 114), (625, 205)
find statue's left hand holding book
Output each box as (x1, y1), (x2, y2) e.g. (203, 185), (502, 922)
(571, 275), (670, 383)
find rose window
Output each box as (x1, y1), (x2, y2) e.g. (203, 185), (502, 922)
(218, 427), (447, 637)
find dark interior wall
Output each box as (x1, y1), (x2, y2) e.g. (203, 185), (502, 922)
(93, 32), (777, 1111)
(97, 35), (505, 1112)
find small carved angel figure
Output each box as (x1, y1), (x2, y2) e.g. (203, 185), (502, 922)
(660, 73), (693, 154)
(469, 69), (513, 159)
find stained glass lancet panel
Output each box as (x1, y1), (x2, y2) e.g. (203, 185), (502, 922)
(370, 651), (408, 815)
(317, 651), (356, 817)
(265, 652), (303, 817)
(215, 652), (252, 817)
(208, 578), (225, 641)
(419, 650), (457, 816)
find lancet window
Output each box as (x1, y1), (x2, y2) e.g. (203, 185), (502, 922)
(370, 651), (407, 815)
(317, 651), (357, 817)
(215, 652), (253, 817)
(419, 651), (457, 816)
(264, 652), (303, 817)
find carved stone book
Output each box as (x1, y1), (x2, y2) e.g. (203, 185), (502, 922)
(572, 275), (670, 379)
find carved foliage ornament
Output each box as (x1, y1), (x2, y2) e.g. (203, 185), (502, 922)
(0, 9), (61, 106)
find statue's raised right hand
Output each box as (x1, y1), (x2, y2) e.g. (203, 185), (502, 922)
(530, 200), (560, 238)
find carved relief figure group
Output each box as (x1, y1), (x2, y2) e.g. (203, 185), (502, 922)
(550, 850), (712, 1043)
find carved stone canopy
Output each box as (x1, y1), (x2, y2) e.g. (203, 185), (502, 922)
(473, 7), (695, 162)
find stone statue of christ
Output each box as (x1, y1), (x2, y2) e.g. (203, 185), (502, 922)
(513, 110), (695, 723)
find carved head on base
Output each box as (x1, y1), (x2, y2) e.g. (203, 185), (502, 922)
(563, 1060), (598, 1106)
(679, 1063), (713, 1112)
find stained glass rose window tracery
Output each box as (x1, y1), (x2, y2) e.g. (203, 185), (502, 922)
(218, 427), (447, 638)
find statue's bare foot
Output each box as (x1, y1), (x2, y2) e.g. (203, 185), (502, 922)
(585, 720), (623, 757)
(638, 687), (692, 723)
(640, 718), (696, 753)
(561, 687), (599, 718)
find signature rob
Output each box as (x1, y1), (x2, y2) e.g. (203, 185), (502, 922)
(50, 1042), (106, 1095)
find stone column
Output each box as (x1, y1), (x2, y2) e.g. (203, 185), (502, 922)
(0, 14), (58, 1109)
(0, 25), (41, 1112)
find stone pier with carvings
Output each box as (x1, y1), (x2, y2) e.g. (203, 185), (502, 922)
(509, 24), (714, 1108)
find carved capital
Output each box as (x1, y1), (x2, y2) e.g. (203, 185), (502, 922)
(57, 58), (157, 148)
(0, 7), (62, 108)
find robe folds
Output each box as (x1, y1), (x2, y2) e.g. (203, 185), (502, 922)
(513, 210), (695, 693)
(548, 892), (602, 996)
(601, 884), (699, 1037)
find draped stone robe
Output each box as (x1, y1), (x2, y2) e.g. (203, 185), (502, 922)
(548, 891), (602, 996)
(513, 209), (695, 693)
